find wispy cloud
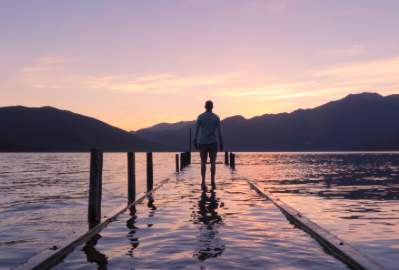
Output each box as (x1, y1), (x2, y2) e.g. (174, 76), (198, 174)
(318, 45), (375, 57)
(215, 56), (399, 101)
(214, 81), (314, 97)
(20, 55), (241, 94)
(19, 54), (399, 105)
(236, 0), (317, 14)
(246, 0), (294, 14)
(311, 56), (399, 77)
(106, 73), (240, 94)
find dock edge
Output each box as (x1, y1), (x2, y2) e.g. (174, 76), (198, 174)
(246, 179), (386, 270)
(14, 178), (170, 270)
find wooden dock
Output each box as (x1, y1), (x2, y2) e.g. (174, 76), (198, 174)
(15, 151), (385, 270)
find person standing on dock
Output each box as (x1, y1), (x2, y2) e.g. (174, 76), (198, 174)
(193, 100), (224, 187)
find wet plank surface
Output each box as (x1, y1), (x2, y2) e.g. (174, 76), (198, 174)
(51, 165), (349, 269)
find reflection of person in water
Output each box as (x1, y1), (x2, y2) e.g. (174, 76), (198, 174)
(193, 185), (225, 261)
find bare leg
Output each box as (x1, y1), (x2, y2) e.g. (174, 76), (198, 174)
(201, 160), (206, 186)
(210, 159), (216, 185)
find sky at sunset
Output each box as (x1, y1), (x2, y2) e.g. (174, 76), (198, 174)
(1, 0), (399, 131)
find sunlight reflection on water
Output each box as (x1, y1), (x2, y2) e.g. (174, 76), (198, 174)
(0, 153), (175, 270)
(51, 165), (349, 270)
(235, 152), (399, 270)
(1, 152), (398, 269)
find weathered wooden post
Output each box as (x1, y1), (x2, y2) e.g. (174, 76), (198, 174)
(147, 152), (153, 192)
(230, 153), (233, 168)
(176, 154), (179, 172)
(225, 151), (228, 165)
(232, 153), (236, 170)
(128, 152), (136, 202)
(184, 152), (187, 167)
(180, 153), (184, 170)
(88, 149), (103, 223)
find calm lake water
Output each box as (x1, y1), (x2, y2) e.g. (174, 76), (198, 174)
(1, 152), (398, 269)
(52, 165), (349, 270)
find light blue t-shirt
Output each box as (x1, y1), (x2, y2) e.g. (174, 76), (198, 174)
(193, 112), (224, 145)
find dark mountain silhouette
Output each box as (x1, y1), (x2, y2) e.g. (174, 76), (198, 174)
(134, 93), (399, 151)
(131, 120), (195, 133)
(0, 138), (44, 152)
(352, 134), (399, 151)
(0, 106), (180, 152)
(135, 129), (191, 150)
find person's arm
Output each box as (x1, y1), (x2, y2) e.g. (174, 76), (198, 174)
(217, 119), (224, 151)
(193, 117), (200, 150)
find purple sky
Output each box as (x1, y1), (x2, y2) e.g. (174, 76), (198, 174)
(1, 0), (398, 130)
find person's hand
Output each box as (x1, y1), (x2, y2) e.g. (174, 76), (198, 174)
(194, 143), (198, 151)
(220, 145), (224, 152)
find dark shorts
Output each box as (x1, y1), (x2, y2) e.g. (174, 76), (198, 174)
(199, 142), (218, 163)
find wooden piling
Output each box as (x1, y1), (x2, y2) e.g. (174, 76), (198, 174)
(225, 151), (228, 165)
(147, 152), (153, 192)
(127, 152), (136, 202)
(176, 154), (179, 172)
(180, 153), (184, 170)
(16, 178), (173, 270)
(88, 149), (103, 223)
(232, 153), (235, 170)
(230, 153), (233, 168)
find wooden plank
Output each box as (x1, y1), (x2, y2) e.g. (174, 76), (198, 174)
(246, 180), (386, 270)
(15, 178), (171, 270)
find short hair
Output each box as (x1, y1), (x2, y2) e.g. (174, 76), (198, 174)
(205, 100), (213, 110)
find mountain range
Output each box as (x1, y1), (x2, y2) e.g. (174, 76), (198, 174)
(0, 106), (179, 152)
(131, 120), (195, 133)
(1, 93), (398, 152)
(352, 134), (399, 151)
(134, 93), (399, 151)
